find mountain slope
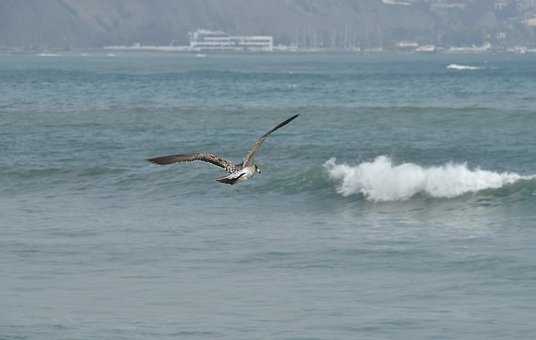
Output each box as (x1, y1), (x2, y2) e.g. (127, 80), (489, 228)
(0, 0), (533, 48)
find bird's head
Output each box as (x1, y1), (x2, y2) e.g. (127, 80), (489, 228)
(255, 164), (261, 174)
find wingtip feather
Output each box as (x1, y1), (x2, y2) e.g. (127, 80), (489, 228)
(147, 155), (176, 165)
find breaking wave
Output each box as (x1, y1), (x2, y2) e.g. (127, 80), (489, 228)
(324, 156), (534, 202)
(37, 53), (61, 57)
(447, 64), (482, 71)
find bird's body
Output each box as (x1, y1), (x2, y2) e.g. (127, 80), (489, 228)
(147, 114), (299, 185)
(216, 165), (256, 185)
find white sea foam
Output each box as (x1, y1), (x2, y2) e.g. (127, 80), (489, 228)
(324, 156), (533, 202)
(37, 53), (61, 57)
(447, 64), (482, 71)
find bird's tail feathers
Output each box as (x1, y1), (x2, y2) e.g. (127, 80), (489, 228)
(215, 173), (245, 185)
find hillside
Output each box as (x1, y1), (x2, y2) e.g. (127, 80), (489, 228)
(0, 0), (535, 48)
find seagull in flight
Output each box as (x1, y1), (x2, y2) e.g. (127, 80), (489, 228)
(147, 114), (299, 185)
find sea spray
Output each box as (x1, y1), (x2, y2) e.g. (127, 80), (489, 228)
(324, 156), (532, 202)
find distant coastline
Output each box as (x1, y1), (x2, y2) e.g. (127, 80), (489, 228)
(3, 45), (535, 56)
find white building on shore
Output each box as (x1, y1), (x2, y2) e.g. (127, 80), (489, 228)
(189, 30), (273, 52)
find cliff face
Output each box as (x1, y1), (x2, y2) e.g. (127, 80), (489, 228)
(0, 0), (534, 48)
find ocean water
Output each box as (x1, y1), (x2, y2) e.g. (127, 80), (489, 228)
(1, 52), (536, 339)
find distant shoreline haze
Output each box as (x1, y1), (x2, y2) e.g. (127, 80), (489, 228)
(1, 0), (536, 49)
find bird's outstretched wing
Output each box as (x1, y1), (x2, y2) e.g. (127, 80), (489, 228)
(243, 114), (299, 167)
(147, 152), (237, 173)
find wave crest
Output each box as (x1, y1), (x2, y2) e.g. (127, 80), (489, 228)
(324, 156), (533, 202)
(447, 64), (482, 71)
